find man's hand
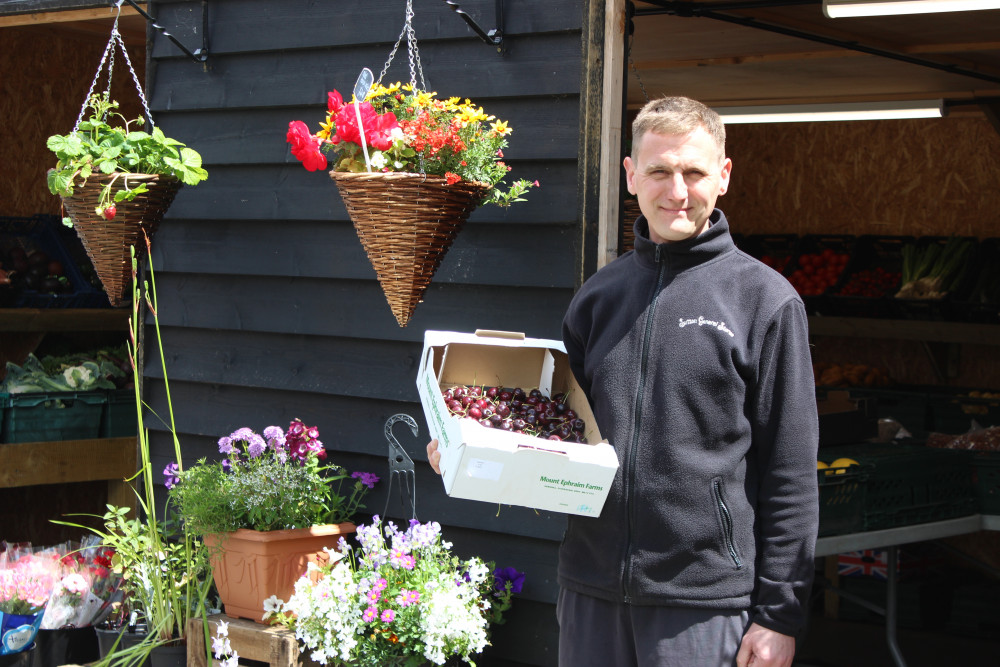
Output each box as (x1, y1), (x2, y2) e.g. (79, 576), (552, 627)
(736, 622), (795, 667)
(427, 439), (442, 475)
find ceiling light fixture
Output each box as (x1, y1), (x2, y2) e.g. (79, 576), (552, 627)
(823, 0), (1000, 18)
(715, 100), (946, 124)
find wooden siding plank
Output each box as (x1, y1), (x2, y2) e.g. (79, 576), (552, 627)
(144, 275), (571, 341)
(160, 162), (578, 223)
(149, 221), (577, 286)
(150, 0), (582, 58)
(153, 97), (581, 165)
(148, 35), (583, 111)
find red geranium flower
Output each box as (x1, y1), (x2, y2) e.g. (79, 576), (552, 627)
(286, 121), (327, 172)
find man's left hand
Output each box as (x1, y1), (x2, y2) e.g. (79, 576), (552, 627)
(736, 622), (795, 667)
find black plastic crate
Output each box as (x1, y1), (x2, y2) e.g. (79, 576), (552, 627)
(848, 386), (934, 440)
(817, 442), (976, 533)
(0, 215), (110, 308)
(926, 387), (1000, 436)
(827, 235), (912, 318)
(971, 451), (1000, 514)
(894, 236), (978, 322)
(817, 463), (871, 536)
(784, 234), (855, 315)
(739, 233), (799, 275)
(952, 237), (1000, 324)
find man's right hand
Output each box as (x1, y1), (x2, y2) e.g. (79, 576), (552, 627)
(427, 439), (442, 475)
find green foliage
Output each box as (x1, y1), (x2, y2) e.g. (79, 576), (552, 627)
(1, 352), (125, 393)
(168, 423), (376, 534)
(46, 94), (208, 215)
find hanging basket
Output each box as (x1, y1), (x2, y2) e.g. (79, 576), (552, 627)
(58, 172), (182, 307)
(331, 171), (490, 327)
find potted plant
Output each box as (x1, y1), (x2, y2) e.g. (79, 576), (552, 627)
(45, 93), (209, 307)
(166, 420), (379, 623)
(265, 516), (524, 667)
(286, 82), (537, 327)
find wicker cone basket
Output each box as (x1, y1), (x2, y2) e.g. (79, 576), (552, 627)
(59, 173), (182, 306)
(330, 171), (489, 327)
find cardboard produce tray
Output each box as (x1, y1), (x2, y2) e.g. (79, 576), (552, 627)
(417, 329), (618, 517)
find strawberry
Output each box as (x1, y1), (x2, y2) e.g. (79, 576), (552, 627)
(103, 205), (117, 220)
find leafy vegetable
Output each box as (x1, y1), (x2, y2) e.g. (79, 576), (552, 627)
(896, 236), (974, 299)
(1, 345), (130, 394)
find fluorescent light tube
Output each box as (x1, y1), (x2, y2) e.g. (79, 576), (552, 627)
(824, 0), (1000, 18)
(715, 100), (945, 124)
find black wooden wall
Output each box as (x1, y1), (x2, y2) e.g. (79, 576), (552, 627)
(142, 1), (590, 665)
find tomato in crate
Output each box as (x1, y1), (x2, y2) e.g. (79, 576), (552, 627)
(785, 234), (855, 314)
(828, 235), (913, 318)
(738, 234), (799, 275)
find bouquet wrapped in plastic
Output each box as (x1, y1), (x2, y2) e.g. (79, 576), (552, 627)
(0, 542), (58, 655)
(39, 538), (121, 630)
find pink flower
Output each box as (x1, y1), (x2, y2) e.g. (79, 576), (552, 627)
(362, 605), (378, 623)
(380, 608), (396, 623)
(286, 121), (327, 172)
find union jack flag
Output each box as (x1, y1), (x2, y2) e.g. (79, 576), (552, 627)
(837, 549), (889, 579)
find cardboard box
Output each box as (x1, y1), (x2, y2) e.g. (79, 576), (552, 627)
(417, 329), (618, 517)
(817, 390), (878, 447)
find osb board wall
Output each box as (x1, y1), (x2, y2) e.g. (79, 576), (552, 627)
(0, 24), (146, 218)
(722, 117), (1000, 240)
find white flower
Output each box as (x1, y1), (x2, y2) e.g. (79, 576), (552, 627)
(262, 594), (282, 619)
(369, 152), (388, 169)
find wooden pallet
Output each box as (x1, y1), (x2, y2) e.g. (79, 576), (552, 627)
(186, 614), (321, 667)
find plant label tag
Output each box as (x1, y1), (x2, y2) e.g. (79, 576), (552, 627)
(353, 67), (374, 101)
(352, 68), (374, 172)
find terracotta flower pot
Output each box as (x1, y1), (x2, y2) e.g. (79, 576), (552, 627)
(202, 522), (356, 624)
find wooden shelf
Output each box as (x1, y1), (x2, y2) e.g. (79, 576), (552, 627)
(808, 316), (1000, 346)
(0, 436), (138, 511)
(0, 307), (129, 332)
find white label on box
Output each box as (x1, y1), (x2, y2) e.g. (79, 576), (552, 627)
(466, 458), (504, 481)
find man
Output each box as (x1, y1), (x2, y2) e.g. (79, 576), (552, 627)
(429, 95), (818, 667)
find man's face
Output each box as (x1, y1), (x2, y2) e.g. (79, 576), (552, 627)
(624, 127), (732, 244)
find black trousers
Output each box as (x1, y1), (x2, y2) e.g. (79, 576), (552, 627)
(556, 588), (749, 667)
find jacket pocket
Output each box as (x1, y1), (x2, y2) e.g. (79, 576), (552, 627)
(712, 477), (744, 569)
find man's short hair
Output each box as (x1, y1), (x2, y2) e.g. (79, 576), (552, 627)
(631, 96), (726, 164)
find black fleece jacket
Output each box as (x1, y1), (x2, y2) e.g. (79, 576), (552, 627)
(559, 211), (819, 636)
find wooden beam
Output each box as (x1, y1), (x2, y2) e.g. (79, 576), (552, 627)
(0, 437), (137, 488)
(597, 0), (627, 271)
(0, 5), (143, 28)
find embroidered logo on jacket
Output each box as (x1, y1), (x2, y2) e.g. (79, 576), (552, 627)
(678, 316), (735, 338)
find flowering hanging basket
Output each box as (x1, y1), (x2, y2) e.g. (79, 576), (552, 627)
(331, 171), (489, 328)
(58, 173), (182, 307)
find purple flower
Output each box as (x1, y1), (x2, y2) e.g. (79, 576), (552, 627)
(163, 462), (180, 489)
(218, 436), (235, 455)
(245, 433), (267, 458)
(351, 471), (380, 489)
(494, 566), (525, 595)
(221, 459), (231, 473)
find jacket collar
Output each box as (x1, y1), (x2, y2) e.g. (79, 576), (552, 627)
(632, 209), (736, 271)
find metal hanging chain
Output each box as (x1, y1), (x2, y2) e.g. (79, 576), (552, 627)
(73, 2), (153, 132)
(626, 5), (649, 103)
(376, 0), (427, 92)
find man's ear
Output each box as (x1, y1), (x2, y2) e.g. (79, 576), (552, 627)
(623, 156), (637, 195)
(718, 157), (733, 195)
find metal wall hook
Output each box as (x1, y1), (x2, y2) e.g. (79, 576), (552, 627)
(442, 0), (506, 54)
(117, 0), (209, 64)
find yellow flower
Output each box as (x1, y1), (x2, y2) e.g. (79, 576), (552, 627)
(368, 82), (400, 100)
(490, 119), (512, 136)
(317, 115), (336, 140)
(415, 90), (438, 107)
(457, 105), (492, 126)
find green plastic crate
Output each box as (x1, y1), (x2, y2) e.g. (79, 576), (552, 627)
(818, 443), (976, 534)
(2, 391), (106, 443)
(971, 452), (1000, 514)
(100, 388), (138, 438)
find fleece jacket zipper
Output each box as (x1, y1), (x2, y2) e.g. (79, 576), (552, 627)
(622, 244), (669, 604)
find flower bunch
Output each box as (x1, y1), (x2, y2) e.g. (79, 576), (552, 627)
(0, 545), (57, 617)
(267, 517), (523, 667)
(211, 619), (239, 667)
(39, 537), (122, 629)
(287, 82), (537, 207)
(168, 418), (379, 534)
